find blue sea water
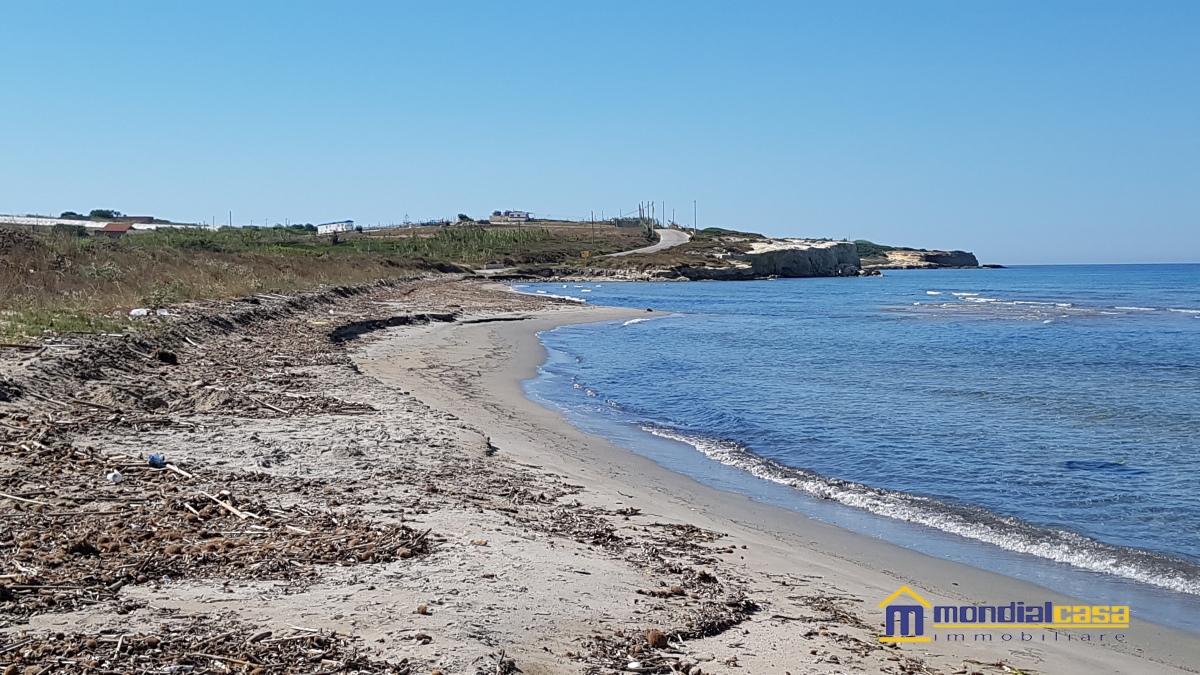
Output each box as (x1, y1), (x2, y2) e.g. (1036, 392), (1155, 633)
(516, 265), (1200, 626)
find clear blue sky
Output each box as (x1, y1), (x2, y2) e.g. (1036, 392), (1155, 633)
(2, 1), (1197, 264)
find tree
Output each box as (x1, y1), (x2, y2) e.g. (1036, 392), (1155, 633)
(51, 223), (89, 238)
(89, 209), (123, 219)
(457, 213), (472, 222)
(59, 211), (85, 219)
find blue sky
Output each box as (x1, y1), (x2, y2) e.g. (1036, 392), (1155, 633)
(2, 1), (1197, 264)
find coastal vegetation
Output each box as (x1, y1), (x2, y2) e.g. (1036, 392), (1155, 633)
(853, 239), (928, 264)
(0, 222), (649, 340)
(573, 226), (765, 273)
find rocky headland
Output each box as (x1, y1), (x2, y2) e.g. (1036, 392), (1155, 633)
(505, 237), (876, 281)
(862, 248), (981, 271)
(499, 234), (991, 281)
(654, 239), (865, 280)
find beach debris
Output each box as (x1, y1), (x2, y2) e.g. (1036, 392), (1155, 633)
(646, 629), (668, 649)
(153, 348), (178, 365)
(473, 649), (520, 675)
(148, 453), (167, 468)
(0, 619), (412, 673)
(0, 278), (829, 674)
(0, 426), (434, 620)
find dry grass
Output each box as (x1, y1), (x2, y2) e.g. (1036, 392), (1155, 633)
(0, 227), (429, 340)
(579, 229), (759, 272)
(0, 223), (651, 340)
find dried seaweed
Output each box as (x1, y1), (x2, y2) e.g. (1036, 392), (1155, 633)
(1, 616), (411, 674)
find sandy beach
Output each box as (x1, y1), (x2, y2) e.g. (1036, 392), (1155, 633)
(2, 278), (1197, 674)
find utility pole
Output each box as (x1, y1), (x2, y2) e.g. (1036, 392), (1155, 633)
(693, 200), (697, 235)
(590, 210), (595, 248)
(228, 211), (232, 228)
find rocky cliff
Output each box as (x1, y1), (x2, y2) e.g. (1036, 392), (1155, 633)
(509, 236), (985, 281)
(654, 239), (865, 280)
(866, 249), (980, 270)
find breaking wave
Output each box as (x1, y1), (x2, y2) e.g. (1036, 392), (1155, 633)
(643, 424), (1200, 596)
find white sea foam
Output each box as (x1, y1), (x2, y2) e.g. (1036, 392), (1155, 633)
(1116, 306), (1158, 311)
(643, 425), (1200, 595)
(510, 286), (587, 303)
(1169, 308), (1200, 314)
(622, 318), (653, 326)
(926, 291), (942, 295)
(530, 292), (586, 303)
(951, 292), (979, 297)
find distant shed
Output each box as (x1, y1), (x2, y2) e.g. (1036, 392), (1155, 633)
(97, 222), (133, 239)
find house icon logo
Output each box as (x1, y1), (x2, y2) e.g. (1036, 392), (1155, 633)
(879, 585), (932, 642)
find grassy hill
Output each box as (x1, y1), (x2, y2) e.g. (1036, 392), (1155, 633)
(0, 223), (650, 339)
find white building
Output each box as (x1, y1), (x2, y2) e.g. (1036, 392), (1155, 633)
(488, 210), (531, 224)
(317, 220), (354, 235)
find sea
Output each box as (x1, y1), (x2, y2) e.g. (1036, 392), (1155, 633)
(515, 264), (1200, 632)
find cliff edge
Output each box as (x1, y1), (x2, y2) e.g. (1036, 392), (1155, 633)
(510, 230), (986, 281)
(704, 239), (862, 279)
(551, 237), (867, 281)
(864, 249), (980, 270)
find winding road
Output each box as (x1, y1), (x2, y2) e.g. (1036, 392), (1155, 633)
(605, 228), (692, 257)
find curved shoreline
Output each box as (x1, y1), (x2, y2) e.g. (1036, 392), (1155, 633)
(357, 297), (1200, 674)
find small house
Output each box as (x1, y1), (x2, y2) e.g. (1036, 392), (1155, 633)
(97, 222), (133, 239)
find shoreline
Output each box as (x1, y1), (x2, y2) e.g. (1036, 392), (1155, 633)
(3, 278), (1196, 674)
(355, 293), (1200, 674)
(523, 326), (1200, 626)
